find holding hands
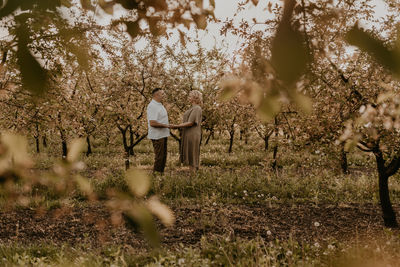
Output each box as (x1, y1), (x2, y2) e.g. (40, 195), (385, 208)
(168, 124), (180, 129)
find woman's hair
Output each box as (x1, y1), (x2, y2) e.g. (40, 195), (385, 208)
(189, 90), (203, 105)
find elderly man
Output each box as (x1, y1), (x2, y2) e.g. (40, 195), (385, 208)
(146, 88), (171, 173)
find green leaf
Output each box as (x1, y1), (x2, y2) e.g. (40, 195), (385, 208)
(67, 138), (86, 163)
(292, 92), (312, 114)
(178, 29), (186, 47)
(271, 0), (309, 85)
(125, 21), (140, 38)
(146, 196), (175, 227)
(346, 25), (399, 74)
(125, 169), (150, 197)
(67, 43), (89, 70)
(75, 175), (94, 197)
(124, 205), (160, 248)
(147, 0), (168, 11)
(344, 139), (357, 152)
(257, 96), (281, 122)
(61, 0), (72, 8)
(251, 0), (259, 6)
(219, 78), (240, 101)
(115, 0), (138, 9)
(16, 26), (48, 95)
(147, 17), (163, 36)
(210, 0), (215, 8)
(0, 0), (23, 19)
(80, 0), (95, 10)
(193, 14), (207, 30)
(99, 0), (114, 15)
(1, 133), (31, 166)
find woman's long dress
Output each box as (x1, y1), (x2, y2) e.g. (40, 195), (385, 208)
(180, 105), (202, 168)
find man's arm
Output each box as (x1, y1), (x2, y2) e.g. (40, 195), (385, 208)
(150, 120), (170, 128)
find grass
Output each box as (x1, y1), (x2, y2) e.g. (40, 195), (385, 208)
(4, 134), (400, 266)
(2, 232), (400, 266)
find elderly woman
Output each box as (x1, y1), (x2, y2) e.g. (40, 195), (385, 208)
(173, 90), (203, 170)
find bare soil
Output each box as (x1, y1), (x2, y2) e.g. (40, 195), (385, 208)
(0, 202), (398, 249)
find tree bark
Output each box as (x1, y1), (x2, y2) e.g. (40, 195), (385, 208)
(129, 126), (135, 156)
(272, 144), (278, 170)
(170, 131), (181, 147)
(205, 130), (213, 145)
(264, 135), (270, 151)
(86, 135), (92, 156)
(35, 136), (40, 153)
(271, 116), (279, 170)
(125, 150), (130, 170)
(374, 150), (398, 227)
(59, 129), (67, 160)
(378, 171), (397, 227)
(34, 123), (40, 153)
(42, 135), (47, 148)
(62, 139), (67, 160)
(228, 130), (234, 153)
(340, 144), (349, 174)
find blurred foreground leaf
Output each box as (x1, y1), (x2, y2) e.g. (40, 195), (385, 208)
(125, 21), (140, 39)
(346, 25), (399, 75)
(292, 92), (312, 114)
(16, 24), (48, 95)
(146, 196), (175, 227)
(0, 133), (31, 167)
(126, 169), (150, 197)
(271, 0), (309, 85)
(67, 138), (86, 163)
(257, 96), (281, 121)
(124, 205), (160, 247)
(219, 78), (240, 101)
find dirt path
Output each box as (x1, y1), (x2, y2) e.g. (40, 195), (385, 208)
(0, 202), (397, 248)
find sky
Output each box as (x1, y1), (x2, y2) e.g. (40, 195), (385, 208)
(0, 0), (392, 59)
(98, 0), (391, 56)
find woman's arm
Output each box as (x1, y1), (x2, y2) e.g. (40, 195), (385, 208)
(173, 122), (195, 128)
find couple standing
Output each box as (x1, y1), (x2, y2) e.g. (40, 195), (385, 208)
(147, 88), (203, 173)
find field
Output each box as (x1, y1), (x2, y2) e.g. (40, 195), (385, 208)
(1, 135), (400, 267)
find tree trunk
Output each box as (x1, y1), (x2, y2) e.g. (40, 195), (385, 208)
(42, 135), (47, 148)
(35, 136), (40, 153)
(340, 145), (349, 174)
(264, 135), (270, 151)
(125, 150), (130, 170)
(60, 129), (67, 159)
(62, 139), (68, 159)
(271, 116), (279, 170)
(228, 130), (234, 153)
(374, 150), (398, 227)
(34, 124), (40, 153)
(205, 130), (213, 145)
(119, 126), (130, 169)
(129, 126), (135, 156)
(86, 135), (92, 156)
(272, 144), (278, 170)
(170, 131), (181, 147)
(378, 172), (398, 227)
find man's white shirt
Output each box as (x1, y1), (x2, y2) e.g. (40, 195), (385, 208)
(147, 99), (170, 140)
